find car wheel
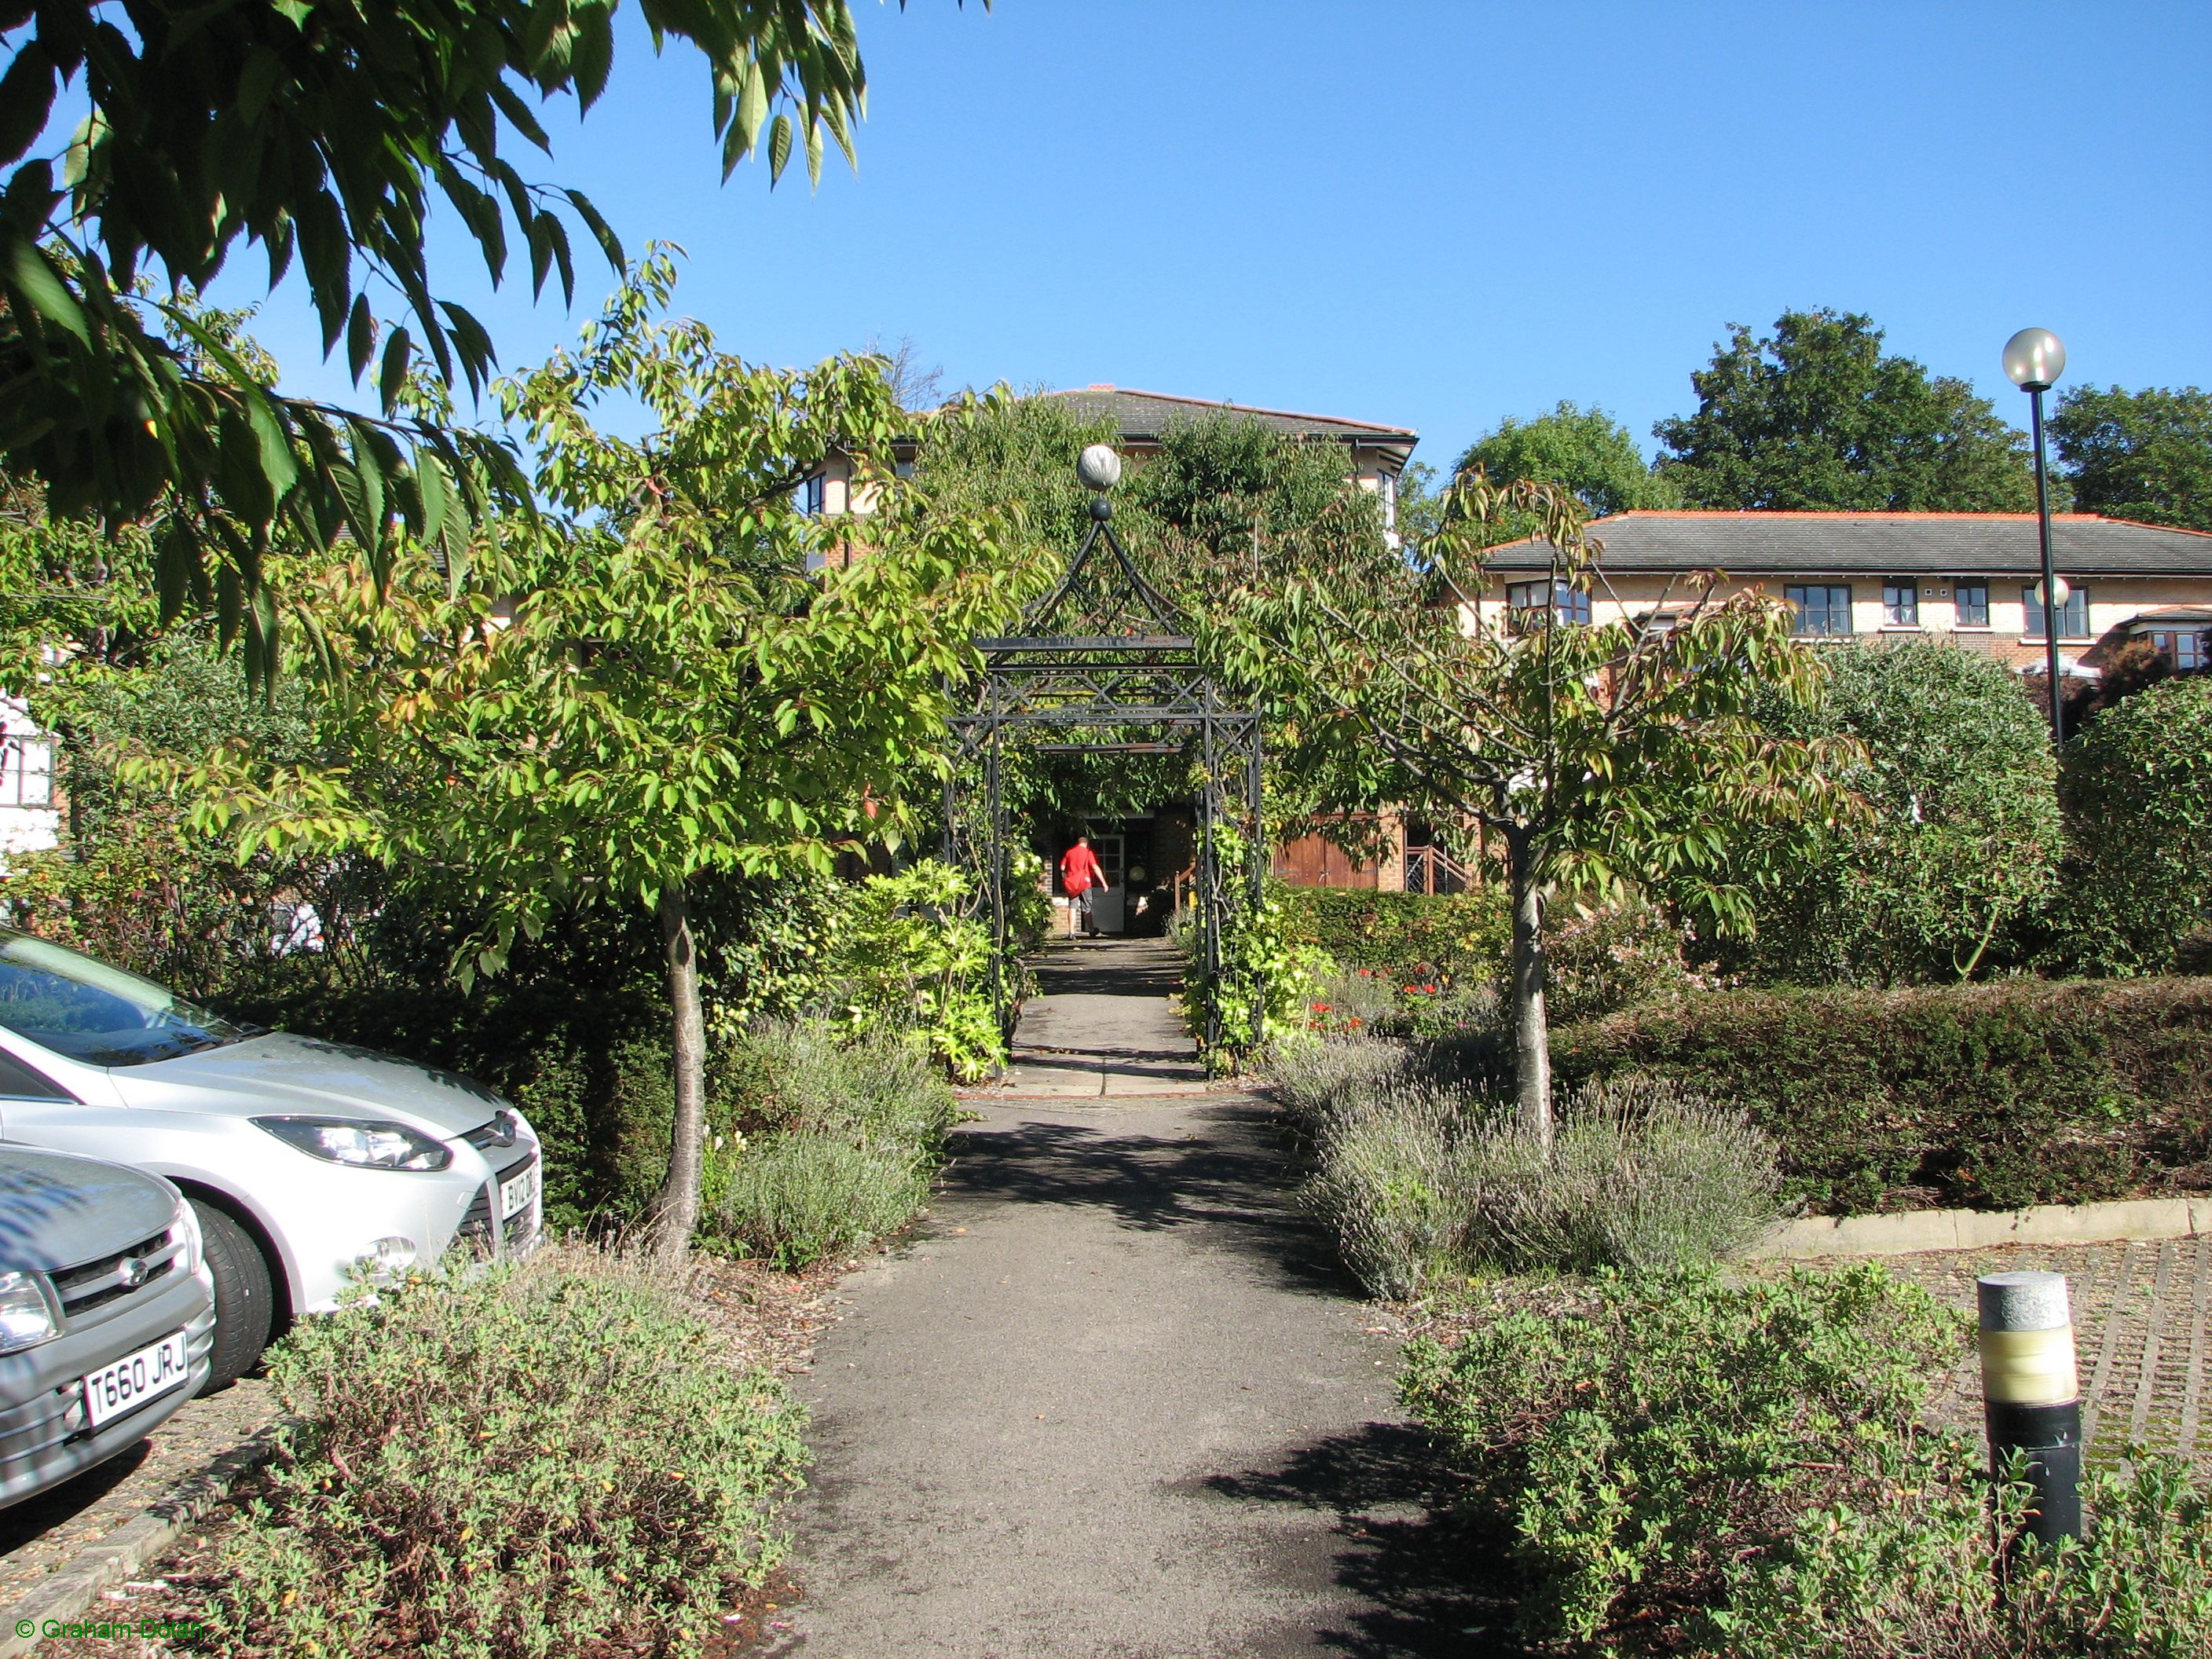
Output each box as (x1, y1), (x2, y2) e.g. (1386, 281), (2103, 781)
(191, 1200), (274, 1391)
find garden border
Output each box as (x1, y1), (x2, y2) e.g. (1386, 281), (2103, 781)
(1749, 1196), (2212, 1260)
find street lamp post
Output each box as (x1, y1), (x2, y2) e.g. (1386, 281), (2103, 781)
(2004, 327), (2069, 745)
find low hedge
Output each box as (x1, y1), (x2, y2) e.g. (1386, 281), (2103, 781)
(1273, 884), (1509, 977)
(1553, 976), (2212, 1214)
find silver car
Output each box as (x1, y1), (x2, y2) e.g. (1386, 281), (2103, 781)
(0, 931), (543, 1387)
(1, 1144), (216, 1509)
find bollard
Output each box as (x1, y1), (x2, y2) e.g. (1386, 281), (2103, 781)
(1977, 1270), (2082, 1544)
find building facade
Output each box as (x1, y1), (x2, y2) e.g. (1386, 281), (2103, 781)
(1465, 511), (2212, 681)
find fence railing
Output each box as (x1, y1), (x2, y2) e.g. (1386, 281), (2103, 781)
(1402, 844), (1473, 896)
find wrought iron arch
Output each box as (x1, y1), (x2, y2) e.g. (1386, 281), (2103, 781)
(943, 484), (1265, 1052)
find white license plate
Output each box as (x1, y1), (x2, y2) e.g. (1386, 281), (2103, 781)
(82, 1331), (192, 1429)
(499, 1161), (540, 1223)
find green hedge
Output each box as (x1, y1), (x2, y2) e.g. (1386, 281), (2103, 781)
(1273, 884), (1509, 977)
(1553, 977), (2212, 1214)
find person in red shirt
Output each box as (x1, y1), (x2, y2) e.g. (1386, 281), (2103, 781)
(1059, 834), (1108, 937)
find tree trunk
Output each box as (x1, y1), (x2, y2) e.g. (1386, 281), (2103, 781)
(1506, 835), (1554, 1151)
(646, 882), (709, 1257)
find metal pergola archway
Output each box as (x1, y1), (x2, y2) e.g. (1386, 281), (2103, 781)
(943, 489), (1265, 1050)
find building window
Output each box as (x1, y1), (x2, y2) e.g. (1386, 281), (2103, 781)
(1786, 584), (1853, 637)
(1954, 580), (1990, 628)
(1882, 580), (1920, 628)
(1506, 580), (1592, 632)
(796, 473), (826, 517)
(1379, 470), (1398, 533)
(2023, 584), (2090, 640)
(2150, 630), (2207, 671)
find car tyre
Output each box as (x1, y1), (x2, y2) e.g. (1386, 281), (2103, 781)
(191, 1200), (274, 1391)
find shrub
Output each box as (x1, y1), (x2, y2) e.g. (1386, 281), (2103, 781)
(700, 1020), (955, 1265)
(1400, 1265), (1966, 1649)
(1293, 1063), (1776, 1293)
(709, 1132), (930, 1269)
(1262, 1030), (1418, 1135)
(1543, 894), (1705, 1024)
(1708, 1446), (2212, 1657)
(1734, 639), (2062, 987)
(1555, 976), (2212, 1214)
(214, 1250), (809, 1657)
(1468, 1077), (1780, 1273)
(1273, 884), (1510, 980)
(1304, 1075), (1485, 1298)
(2059, 673), (2212, 975)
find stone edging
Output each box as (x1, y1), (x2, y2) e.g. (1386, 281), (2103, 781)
(1749, 1196), (2212, 1260)
(0, 1419), (290, 1657)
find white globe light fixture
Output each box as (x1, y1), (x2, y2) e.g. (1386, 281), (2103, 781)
(2004, 328), (2070, 744)
(1077, 444), (1122, 492)
(2003, 327), (2067, 393)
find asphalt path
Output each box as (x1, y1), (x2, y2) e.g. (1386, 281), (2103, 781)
(783, 1091), (1487, 1657)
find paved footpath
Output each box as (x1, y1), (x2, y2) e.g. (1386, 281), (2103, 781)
(785, 940), (1476, 1657)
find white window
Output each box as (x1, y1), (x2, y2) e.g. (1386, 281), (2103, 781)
(1379, 471), (1397, 532)
(1506, 580), (1591, 632)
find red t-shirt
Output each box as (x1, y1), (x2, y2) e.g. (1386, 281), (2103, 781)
(1060, 844), (1105, 894)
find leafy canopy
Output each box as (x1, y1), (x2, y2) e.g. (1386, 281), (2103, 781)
(1654, 309), (2043, 512)
(1734, 639), (2060, 987)
(2049, 384), (2212, 533)
(160, 256), (1045, 983)
(2, 0), (942, 672)
(1452, 401), (1679, 546)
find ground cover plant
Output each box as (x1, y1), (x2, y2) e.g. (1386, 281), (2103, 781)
(1400, 1265), (1968, 1650)
(1402, 1264), (2212, 1655)
(211, 1247), (809, 1657)
(1554, 976), (2212, 1214)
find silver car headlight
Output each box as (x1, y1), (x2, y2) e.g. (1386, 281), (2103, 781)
(0, 1270), (60, 1354)
(172, 1196), (204, 1276)
(253, 1116), (454, 1172)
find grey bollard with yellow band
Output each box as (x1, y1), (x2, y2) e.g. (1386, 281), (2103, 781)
(1978, 1270), (2082, 1544)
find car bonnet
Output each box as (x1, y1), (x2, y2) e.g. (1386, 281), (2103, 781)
(116, 1031), (509, 1137)
(0, 1146), (178, 1271)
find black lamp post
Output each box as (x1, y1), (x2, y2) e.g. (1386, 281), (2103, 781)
(2004, 327), (2069, 745)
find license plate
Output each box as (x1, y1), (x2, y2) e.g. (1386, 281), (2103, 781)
(499, 1161), (540, 1224)
(82, 1331), (192, 1429)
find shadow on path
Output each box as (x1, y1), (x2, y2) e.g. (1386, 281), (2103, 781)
(943, 1100), (1354, 1298)
(1206, 1423), (1525, 1657)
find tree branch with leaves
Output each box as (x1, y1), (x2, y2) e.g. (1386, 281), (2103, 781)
(1213, 471), (1854, 1143)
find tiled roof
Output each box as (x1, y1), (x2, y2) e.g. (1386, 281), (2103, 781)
(1038, 386), (1417, 460)
(1481, 511), (2212, 577)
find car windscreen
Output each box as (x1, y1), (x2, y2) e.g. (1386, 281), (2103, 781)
(0, 932), (262, 1067)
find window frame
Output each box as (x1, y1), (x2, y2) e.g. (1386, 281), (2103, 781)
(1504, 579), (1592, 632)
(2023, 584), (2091, 641)
(1881, 579), (1921, 629)
(1953, 580), (1991, 628)
(1785, 584), (1854, 638)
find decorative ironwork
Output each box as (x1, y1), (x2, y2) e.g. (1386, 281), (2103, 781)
(944, 486), (1265, 1050)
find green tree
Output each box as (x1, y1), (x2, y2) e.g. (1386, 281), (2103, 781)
(2049, 385), (2212, 532)
(1654, 309), (2044, 512)
(1452, 401), (1679, 547)
(1214, 477), (1846, 1141)
(2, 0), (939, 661)
(2057, 675), (2212, 974)
(1735, 640), (2061, 987)
(168, 258), (1042, 1251)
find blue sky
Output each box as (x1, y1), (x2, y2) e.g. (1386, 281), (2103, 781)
(207, 0), (2211, 474)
